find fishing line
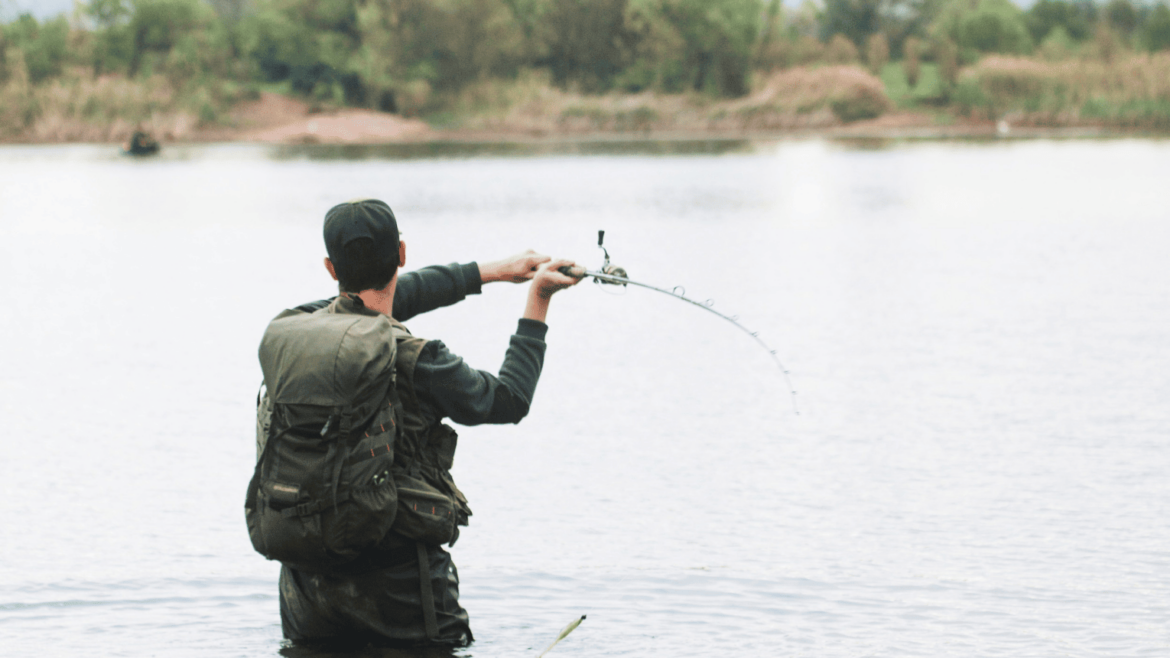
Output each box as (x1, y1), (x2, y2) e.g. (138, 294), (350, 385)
(560, 231), (799, 414)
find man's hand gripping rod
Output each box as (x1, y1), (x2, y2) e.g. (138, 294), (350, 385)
(559, 231), (799, 414)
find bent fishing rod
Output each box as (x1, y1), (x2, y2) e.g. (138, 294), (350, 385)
(559, 231), (799, 414)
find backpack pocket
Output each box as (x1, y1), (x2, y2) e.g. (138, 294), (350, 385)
(392, 473), (456, 546)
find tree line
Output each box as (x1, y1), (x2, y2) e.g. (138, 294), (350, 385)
(2, 0), (1170, 115)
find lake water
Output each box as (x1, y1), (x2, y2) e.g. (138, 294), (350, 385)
(1, 138), (1168, 658)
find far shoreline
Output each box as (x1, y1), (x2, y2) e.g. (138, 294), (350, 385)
(1, 122), (1161, 149)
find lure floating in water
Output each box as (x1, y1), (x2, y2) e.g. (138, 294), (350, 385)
(560, 231), (798, 414)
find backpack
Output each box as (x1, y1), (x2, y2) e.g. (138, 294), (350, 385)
(246, 298), (465, 573)
(246, 303), (406, 573)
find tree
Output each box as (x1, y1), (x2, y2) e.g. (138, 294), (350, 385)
(543, 0), (630, 92)
(822, 0), (880, 48)
(127, 0), (219, 76)
(1024, 0), (1095, 43)
(1104, 0), (1138, 36)
(822, 0), (942, 55)
(936, 36), (957, 87)
(208, 0), (251, 23)
(85, 0), (134, 75)
(3, 13), (69, 83)
(904, 35), (921, 86)
(1144, 2), (1170, 51)
(866, 32), (889, 74)
(621, 0), (760, 96)
(935, 0), (1032, 58)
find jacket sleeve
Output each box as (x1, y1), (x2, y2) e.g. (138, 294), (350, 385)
(412, 319), (548, 426)
(392, 263), (483, 322)
(292, 262), (482, 319)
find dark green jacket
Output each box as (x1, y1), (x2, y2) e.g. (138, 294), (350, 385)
(293, 262), (548, 429)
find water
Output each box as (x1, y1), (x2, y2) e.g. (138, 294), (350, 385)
(1, 139), (1168, 657)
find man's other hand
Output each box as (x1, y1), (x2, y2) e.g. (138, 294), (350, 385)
(532, 259), (583, 300)
(523, 259), (582, 323)
(480, 250), (552, 284)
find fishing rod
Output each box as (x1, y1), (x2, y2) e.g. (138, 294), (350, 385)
(559, 231), (799, 414)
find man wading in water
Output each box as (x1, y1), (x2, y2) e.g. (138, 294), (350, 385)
(249, 199), (580, 648)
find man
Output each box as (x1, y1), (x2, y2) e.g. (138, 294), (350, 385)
(261, 198), (580, 648)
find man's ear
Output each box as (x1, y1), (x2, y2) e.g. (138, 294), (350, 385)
(398, 240), (406, 269)
(324, 257), (339, 281)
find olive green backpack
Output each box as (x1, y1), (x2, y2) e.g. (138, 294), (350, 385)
(246, 301), (460, 573)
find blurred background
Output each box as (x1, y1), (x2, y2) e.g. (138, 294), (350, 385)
(1, 0), (1169, 141)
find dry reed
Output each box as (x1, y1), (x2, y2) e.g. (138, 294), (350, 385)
(963, 53), (1170, 127)
(443, 65), (891, 135)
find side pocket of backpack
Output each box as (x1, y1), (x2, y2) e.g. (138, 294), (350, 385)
(391, 472), (456, 546)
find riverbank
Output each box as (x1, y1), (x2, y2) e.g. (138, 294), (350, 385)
(2, 61), (1167, 146)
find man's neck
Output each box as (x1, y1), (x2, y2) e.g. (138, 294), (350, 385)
(347, 278), (397, 316)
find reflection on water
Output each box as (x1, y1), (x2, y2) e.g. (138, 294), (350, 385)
(279, 639), (464, 658)
(267, 139), (762, 161)
(1, 139), (1168, 658)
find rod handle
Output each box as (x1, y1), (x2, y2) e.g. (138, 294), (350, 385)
(558, 265), (587, 278)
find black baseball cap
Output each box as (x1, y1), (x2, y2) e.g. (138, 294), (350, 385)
(323, 199), (400, 278)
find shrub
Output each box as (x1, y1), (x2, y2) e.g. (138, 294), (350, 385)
(952, 76), (991, 113)
(737, 65), (890, 124)
(826, 34), (860, 64)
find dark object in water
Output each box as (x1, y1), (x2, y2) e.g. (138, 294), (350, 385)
(123, 131), (160, 156)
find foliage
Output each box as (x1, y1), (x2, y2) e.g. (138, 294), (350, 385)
(1144, 3), (1170, 52)
(621, 0), (761, 96)
(543, 0), (630, 92)
(3, 14), (69, 83)
(821, 0), (941, 55)
(959, 52), (1170, 125)
(1038, 25), (1076, 60)
(6, 0), (1170, 135)
(128, 0), (221, 75)
(826, 33), (860, 63)
(821, 0), (880, 48)
(935, 36), (958, 86)
(866, 32), (889, 74)
(935, 0), (1032, 58)
(1103, 0), (1138, 36)
(1025, 0), (1096, 43)
(904, 35), (921, 85)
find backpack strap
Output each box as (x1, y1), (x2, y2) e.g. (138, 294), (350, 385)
(389, 322), (427, 414)
(416, 542), (441, 640)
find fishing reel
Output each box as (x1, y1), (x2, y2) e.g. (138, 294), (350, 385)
(593, 230), (628, 284)
(559, 230), (628, 285)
